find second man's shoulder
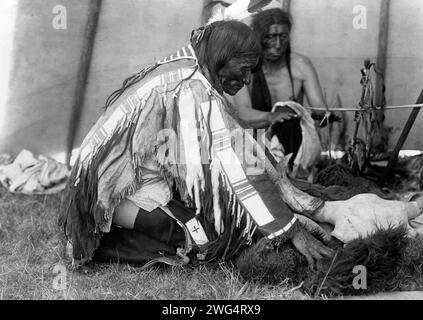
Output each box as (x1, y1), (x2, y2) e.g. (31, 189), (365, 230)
(290, 52), (318, 78)
(290, 52), (314, 69)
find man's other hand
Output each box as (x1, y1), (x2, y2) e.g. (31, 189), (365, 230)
(291, 224), (334, 270)
(268, 111), (299, 124)
(311, 111), (341, 127)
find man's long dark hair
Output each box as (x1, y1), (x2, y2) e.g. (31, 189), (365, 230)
(191, 20), (262, 93)
(105, 20), (262, 108)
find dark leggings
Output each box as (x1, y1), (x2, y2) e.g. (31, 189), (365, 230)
(132, 205), (185, 245)
(93, 201), (192, 265)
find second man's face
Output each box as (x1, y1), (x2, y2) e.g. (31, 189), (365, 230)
(263, 24), (290, 62)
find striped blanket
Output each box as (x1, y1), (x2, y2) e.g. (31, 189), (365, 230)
(63, 45), (297, 266)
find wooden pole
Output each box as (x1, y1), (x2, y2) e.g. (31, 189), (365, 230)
(372, 0), (390, 154)
(379, 89), (423, 185)
(375, 0), (390, 109)
(66, 0), (102, 167)
(282, 0), (291, 12)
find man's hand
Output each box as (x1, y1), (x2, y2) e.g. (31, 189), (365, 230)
(311, 111), (341, 127)
(268, 111), (299, 125)
(291, 224), (334, 270)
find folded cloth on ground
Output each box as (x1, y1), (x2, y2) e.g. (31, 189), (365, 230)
(0, 149), (70, 194)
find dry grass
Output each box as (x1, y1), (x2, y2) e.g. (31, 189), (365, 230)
(0, 186), (307, 300)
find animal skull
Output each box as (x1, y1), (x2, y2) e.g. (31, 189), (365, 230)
(275, 154), (423, 243)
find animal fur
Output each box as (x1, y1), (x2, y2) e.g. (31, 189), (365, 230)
(235, 225), (423, 297)
(303, 225), (408, 297)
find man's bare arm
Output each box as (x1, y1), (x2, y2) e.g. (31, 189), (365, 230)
(230, 86), (297, 129)
(297, 55), (340, 125)
(296, 55), (327, 109)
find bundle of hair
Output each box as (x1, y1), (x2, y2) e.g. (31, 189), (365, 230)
(310, 163), (391, 200)
(235, 236), (307, 284)
(315, 163), (361, 187)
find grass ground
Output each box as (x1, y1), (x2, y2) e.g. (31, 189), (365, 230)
(0, 185), (307, 300)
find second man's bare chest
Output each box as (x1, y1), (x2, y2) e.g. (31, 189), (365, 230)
(264, 69), (303, 104)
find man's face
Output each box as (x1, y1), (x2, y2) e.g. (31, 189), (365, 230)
(263, 24), (290, 62)
(217, 58), (257, 96)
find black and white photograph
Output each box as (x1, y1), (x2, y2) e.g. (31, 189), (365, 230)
(0, 0), (423, 306)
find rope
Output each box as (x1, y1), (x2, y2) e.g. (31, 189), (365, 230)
(307, 103), (423, 113)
